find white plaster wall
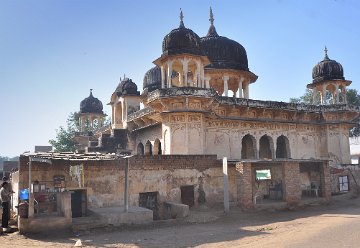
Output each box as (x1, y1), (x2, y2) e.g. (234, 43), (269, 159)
(327, 130), (351, 165)
(188, 123), (203, 154)
(205, 129), (231, 159)
(204, 122), (324, 160)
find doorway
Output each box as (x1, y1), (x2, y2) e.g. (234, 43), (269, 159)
(180, 185), (194, 208)
(71, 189), (87, 218)
(139, 192), (159, 220)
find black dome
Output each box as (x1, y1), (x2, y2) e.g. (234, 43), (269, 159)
(115, 77), (140, 96)
(143, 66), (161, 92)
(80, 89), (104, 114)
(312, 48), (344, 84)
(201, 36), (249, 71)
(162, 10), (202, 56)
(200, 8), (249, 71)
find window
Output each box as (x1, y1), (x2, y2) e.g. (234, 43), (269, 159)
(256, 169), (271, 180)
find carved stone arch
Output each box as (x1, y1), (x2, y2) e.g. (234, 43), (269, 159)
(171, 60), (182, 87)
(259, 135), (273, 159)
(241, 134), (256, 159)
(276, 135), (291, 158)
(326, 84), (336, 104)
(145, 140), (153, 155)
(137, 142), (144, 155)
(154, 138), (162, 155)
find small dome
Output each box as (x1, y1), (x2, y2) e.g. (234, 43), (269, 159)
(312, 47), (344, 84)
(80, 89), (104, 114)
(115, 77), (139, 96)
(143, 66), (162, 92)
(162, 9), (202, 56)
(201, 8), (249, 71)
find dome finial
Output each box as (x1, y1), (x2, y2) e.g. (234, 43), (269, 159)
(179, 8), (185, 28)
(324, 46), (329, 60)
(206, 7), (219, 37)
(209, 7), (214, 26)
(90, 89), (93, 96)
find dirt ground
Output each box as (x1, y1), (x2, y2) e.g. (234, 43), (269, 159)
(1, 194), (360, 248)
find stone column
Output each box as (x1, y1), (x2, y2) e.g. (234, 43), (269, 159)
(196, 61), (201, 87)
(204, 76), (211, 89)
(321, 84), (327, 105)
(161, 66), (165, 88)
(182, 58), (189, 86)
(236, 162), (253, 209)
(194, 68), (198, 87)
(200, 65), (205, 88)
(344, 86), (347, 103)
(312, 88), (317, 104)
(283, 162), (301, 206)
(335, 84), (339, 103)
(223, 75), (229, 97)
(256, 138), (260, 159)
(244, 81), (250, 99)
(111, 105), (115, 125)
(273, 141), (277, 159)
(179, 71), (183, 86)
(238, 77), (243, 98)
(167, 61), (173, 88)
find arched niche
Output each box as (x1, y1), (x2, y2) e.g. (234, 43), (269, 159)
(259, 135), (273, 159)
(241, 134), (256, 159)
(145, 140), (153, 155)
(154, 139), (162, 155)
(137, 143), (144, 155)
(276, 135), (291, 158)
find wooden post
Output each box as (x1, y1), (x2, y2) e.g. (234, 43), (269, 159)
(124, 157), (129, 213)
(223, 157), (229, 213)
(28, 157), (34, 218)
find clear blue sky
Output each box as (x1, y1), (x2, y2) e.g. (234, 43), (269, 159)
(1, 0), (360, 157)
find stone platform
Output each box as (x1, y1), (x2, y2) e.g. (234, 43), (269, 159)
(89, 206), (153, 226)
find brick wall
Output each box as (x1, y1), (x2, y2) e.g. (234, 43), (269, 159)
(236, 162), (253, 209)
(283, 162), (301, 205)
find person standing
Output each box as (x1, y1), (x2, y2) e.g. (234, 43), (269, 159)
(1, 182), (12, 232)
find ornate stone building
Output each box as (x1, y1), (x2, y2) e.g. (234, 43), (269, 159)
(88, 9), (357, 164)
(77, 9), (358, 208)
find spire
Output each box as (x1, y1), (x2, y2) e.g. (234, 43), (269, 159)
(179, 8), (185, 28)
(207, 7), (219, 37)
(324, 46), (329, 60)
(209, 7), (214, 26)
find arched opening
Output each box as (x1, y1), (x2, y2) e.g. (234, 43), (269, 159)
(137, 143), (144, 155)
(171, 60), (182, 87)
(154, 139), (162, 155)
(145, 140), (152, 155)
(241, 134), (256, 159)
(276, 135), (290, 158)
(259, 135), (273, 159)
(326, 84), (336, 104)
(115, 102), (122, 124)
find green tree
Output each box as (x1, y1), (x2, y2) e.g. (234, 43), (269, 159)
(49, 112), (110, 152)
(289, 89), (313, 104)
(49, 112), (79, 152)
(290, 89), (360, 137)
